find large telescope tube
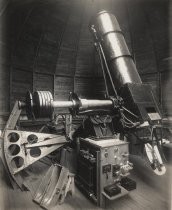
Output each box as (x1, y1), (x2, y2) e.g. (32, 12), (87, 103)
(90, 11), (142, 91)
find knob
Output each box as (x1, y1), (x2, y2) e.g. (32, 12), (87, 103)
(105, 152), (108, 158)
(114, 147), (118, 153)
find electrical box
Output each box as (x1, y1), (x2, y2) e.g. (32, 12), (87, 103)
(76, 138), (135, 207)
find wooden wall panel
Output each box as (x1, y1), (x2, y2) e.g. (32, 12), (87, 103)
(161, 71), (172, 116)
(75, 0), (95, 77)
(142, 1), (169, 63)
(22, 19), (43, 42)
(93, 55), (103, 77)
(127, 0), (157, 74)
(33, 73), (53, 93)
(54, 76), (74, 113)
(0, 64), (10, 113)
(13, 38), (38, 71)
(74, 77), (94, 98)
(11, 69), (32, 105)
(0, 42), (11, 66)
(0, 0), (9, 10)
(93, 78), (106, 98)
(141, 73), (159, 102)
(35, 41), (60, 75)
(56, 0), (84, 76)
(98, 0), (113, 11)
(56, 48), (78, 76)
(54, 76), (74, 100)
(0, 1), (11, 129)
(34, 1), (70, 75)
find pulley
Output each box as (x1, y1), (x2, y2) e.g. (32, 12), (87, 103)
(24, 91), (53, 119)
(33, 91), (53, 119)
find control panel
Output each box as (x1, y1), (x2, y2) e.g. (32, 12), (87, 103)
(100, 140), (132, 187)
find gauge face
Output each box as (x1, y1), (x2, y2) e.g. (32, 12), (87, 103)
(145, 143), (166, 176)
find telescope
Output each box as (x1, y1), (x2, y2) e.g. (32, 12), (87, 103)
(18, 11), (164, 175)
(1, 10), (168, 208)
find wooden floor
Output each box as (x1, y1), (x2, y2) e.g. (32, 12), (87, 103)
(0, 156), (171, 210)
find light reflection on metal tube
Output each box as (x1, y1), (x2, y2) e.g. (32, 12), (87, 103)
(90, 11), (142, 91)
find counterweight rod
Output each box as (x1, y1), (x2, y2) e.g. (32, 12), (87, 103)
(21, 91), (114, 119)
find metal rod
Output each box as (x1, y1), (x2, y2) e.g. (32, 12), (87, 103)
(79, 99), (113, 111)
(52, 99), (113, 111)
(52, 101), (75, 108)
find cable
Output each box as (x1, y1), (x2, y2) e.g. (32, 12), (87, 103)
(96, 43), (109, 97)
(121, 114), (140, 128)
(91, 25), (118, 98)
(99, 43), (118, 98)
(122, 106), (139, 119)
(121, 113), (135, 124)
